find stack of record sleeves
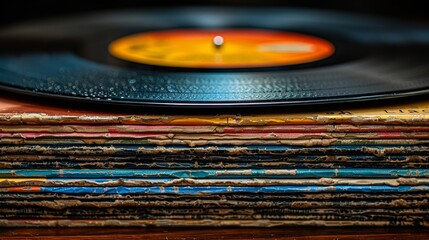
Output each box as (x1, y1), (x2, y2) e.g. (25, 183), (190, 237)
(1, 95), (429, 227)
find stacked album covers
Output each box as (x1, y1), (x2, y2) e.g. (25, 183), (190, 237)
(1, 95), (429, 227)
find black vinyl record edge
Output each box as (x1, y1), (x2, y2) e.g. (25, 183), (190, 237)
(2, 83), (429, 109)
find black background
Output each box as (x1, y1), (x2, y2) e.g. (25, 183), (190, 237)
(1, 0), (428, 26)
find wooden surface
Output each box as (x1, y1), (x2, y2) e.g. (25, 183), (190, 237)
(1, 227), (428, 240)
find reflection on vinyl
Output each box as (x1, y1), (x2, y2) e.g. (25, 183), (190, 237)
(1, 8), (429, 107)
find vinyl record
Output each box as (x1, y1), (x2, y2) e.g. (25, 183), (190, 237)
(0, 8), (429, 107)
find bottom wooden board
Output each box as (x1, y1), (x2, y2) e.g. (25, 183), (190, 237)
(1, 226), (429, 240)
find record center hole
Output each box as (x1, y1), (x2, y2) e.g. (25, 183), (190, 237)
(213, 36), (224, 49)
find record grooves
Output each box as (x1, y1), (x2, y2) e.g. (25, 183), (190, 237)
(1, 8), (429, 108)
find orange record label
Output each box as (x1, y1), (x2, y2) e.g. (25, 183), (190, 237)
(109, 29), (335, 68)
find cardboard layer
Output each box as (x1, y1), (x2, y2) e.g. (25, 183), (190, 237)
(3, 160), (428, 169)
(1, 213), (427, 222)
(2, 177), (429, 187)
(2, 192), (427, 200)
(3, 124), (429, 133)
(3, 207), (427, 216)
(1, 154), (427, 163)
(1, 145), (429, 156)
(1, 168), (428, 178)
(3, 95), (429, 125)
(1, 198), (426, 209)
(2, 138), (429, 146)
(3, 131), (429, 140)
(1, 219), (427, 227)
(2, 185), (429, 194)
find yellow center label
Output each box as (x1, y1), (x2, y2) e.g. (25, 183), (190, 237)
(109, 29), (335, 68)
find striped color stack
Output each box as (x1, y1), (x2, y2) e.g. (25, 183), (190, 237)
(1, 95), (429, 227)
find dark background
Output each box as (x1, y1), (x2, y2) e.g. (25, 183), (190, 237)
(1, 0), (428, 26)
